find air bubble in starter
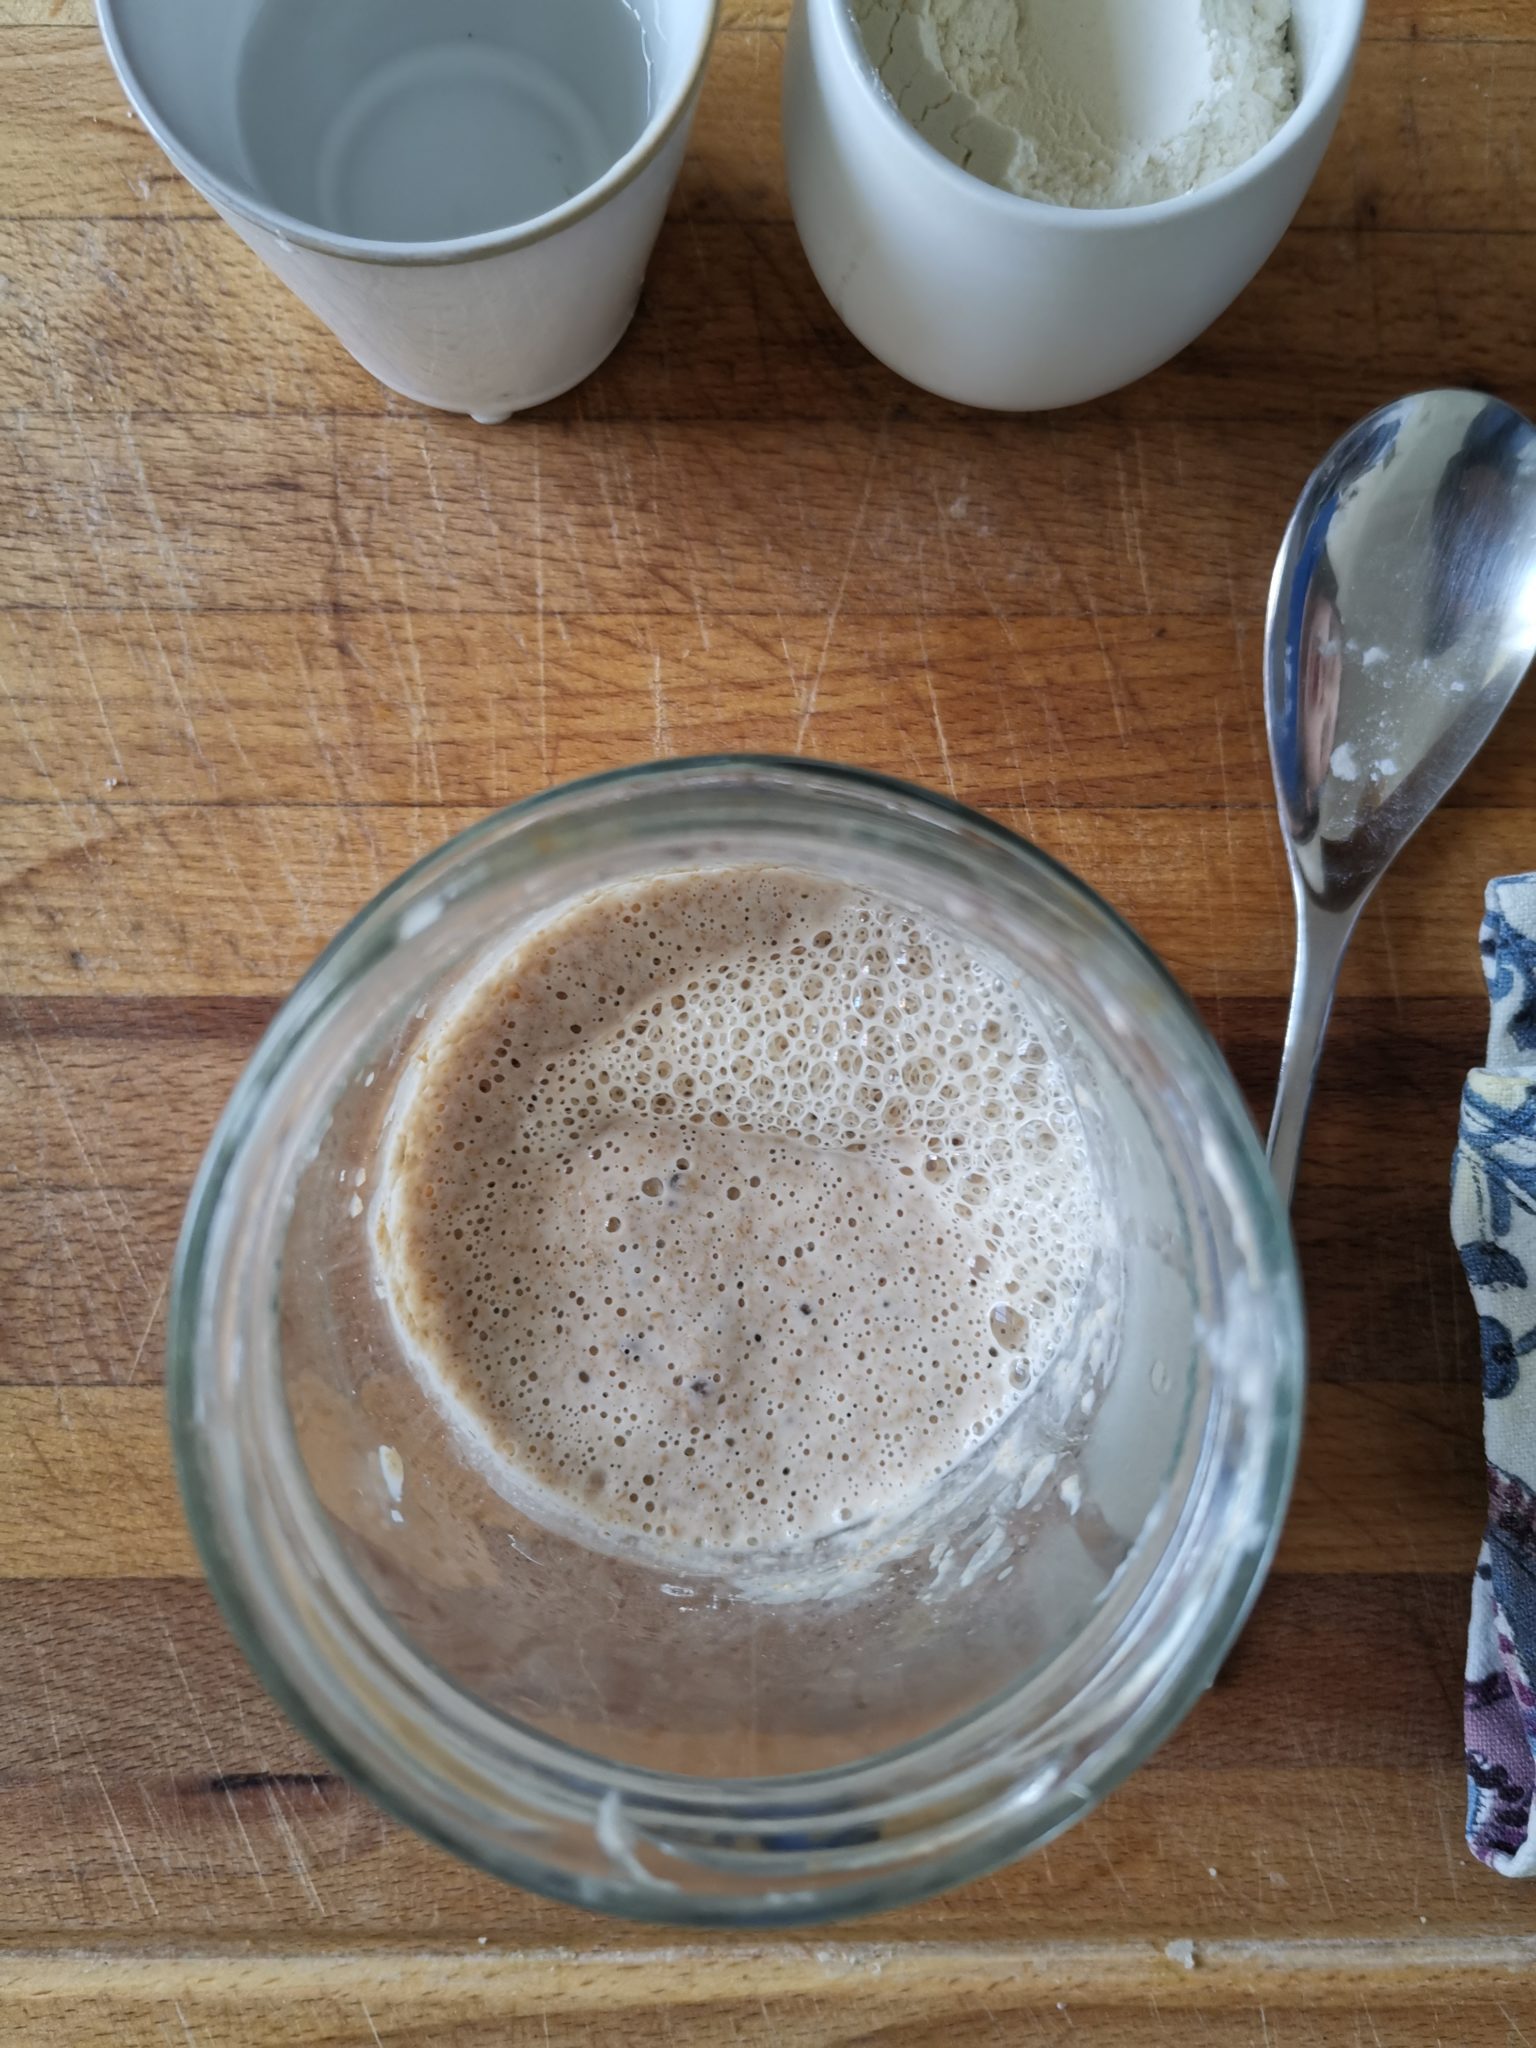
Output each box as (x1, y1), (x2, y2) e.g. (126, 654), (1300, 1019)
(372, 867), (1104, 1557)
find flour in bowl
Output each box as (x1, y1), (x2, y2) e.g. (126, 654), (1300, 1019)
(853, 0), (1297, 210)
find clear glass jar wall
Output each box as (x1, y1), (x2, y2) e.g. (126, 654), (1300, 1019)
(170, 758), (1303, 1925)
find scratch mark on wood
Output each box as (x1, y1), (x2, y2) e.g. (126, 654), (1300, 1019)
(1498, 2003), (1533, 2048)
(796, 417), (886, 754)
(1377, 897), (1407, 1023)
(1115, 443), (1152, 614)
(158, 1613), (276, 1907)
(928, 483), (959, 599)
(395, 602), (445, 809)
(90, 1764), (159, 1920)
(117, 425), (224, 782)
(1087, 611), (1130, 748)
(1213, 706), (1239, 889)
(260, 1779), (327, 1917)
(994, 693), (1039, 845)
(915, 618), (957, 799)
(649, 648), (671, 758)
(1303, 1822), (1338, 1919)
(287, 616), (353, 815)
(59, 606), (128, 777)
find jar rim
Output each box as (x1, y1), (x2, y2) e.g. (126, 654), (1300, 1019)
(168, 756), (1304, 1925)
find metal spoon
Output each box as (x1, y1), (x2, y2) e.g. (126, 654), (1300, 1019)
(1266, 389), (1536, 1205)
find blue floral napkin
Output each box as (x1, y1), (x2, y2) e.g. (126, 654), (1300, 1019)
(1454, 875), (1536, 1875)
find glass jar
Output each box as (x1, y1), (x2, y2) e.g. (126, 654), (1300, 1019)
(169, 757), (1302, 1925)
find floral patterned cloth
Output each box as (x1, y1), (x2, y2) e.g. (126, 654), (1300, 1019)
(1454, 875), (1536, 1876)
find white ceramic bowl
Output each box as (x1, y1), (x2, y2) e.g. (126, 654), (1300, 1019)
(97, 0), (719, 423)
(783, 0), (1364, 412)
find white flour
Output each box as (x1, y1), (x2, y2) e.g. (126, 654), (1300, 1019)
(853, 0), (1296, 210)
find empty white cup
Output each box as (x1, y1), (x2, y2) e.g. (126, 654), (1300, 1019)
(97, 0), (720, 421)
(783, 0), (1363, 411)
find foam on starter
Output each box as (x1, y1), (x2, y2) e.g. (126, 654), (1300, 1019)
(373, 868), (1103, 1558)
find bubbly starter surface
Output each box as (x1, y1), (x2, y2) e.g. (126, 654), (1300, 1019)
(373, 869), (1103, 1555)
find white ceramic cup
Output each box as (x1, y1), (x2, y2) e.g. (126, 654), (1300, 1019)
(783, 0), (1364, 412)
(97, 0), (720, 422)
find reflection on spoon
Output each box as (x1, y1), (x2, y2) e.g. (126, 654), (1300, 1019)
(1266, 390), (1536, 1204)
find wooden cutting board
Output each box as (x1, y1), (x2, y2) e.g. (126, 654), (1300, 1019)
(2, 2), (1535, 2040)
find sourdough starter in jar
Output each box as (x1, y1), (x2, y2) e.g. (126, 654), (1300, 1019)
(373, 867), (1106, 1559)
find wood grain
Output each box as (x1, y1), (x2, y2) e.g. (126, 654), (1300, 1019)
(3, 1942), (1536, 2048)
(4, 801), (1530, 998)
(4, 214), (1536, 427)
(0, 1571), (1517, 1936)
(0, 995), (1490, 1391)
(2, 0), (1535, 2040)
(0, 1379), (1486, 1578)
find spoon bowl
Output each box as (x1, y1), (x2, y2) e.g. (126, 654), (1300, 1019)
(1266, 390), (1536, 1203)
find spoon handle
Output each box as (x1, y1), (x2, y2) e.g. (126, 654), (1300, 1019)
(1267, 895), (1362, 1208)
